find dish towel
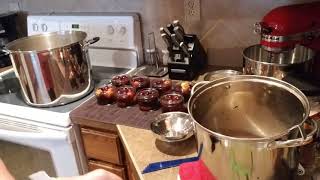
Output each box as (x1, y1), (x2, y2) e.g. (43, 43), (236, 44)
(179, 160), (216, 180)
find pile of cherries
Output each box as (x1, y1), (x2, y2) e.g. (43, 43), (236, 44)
(95, 74), (192, 112)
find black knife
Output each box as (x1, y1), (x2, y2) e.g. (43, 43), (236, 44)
(170, 34), (180, 47)
(173, 26), (185, 42)
(160, 27), (170, 36)
(173, 20), (185, 34)
(180, 42), (190, 57)
(161, 33), (172, 49)
(166, 23), (174, 34)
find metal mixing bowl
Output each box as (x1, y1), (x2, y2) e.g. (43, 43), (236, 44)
(150, 112), (194, 142)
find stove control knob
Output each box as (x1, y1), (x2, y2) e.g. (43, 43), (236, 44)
(119, 26), (127, 35)
(32, 23), (39, 31)
(41, 24), (48, 32)
(107, 25), (115, 35)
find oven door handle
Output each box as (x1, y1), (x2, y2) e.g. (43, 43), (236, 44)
(0, 128), (68, 140)
(0, 124), (68, 141)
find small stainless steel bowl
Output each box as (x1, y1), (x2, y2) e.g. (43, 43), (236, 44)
(150, 112), (194, 142)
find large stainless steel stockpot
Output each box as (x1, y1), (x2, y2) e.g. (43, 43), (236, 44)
(4, 31), (99, 107)
(188, 75), (317, 180)
(243, 44), (315, 79)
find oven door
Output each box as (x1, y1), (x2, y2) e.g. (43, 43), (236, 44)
(0, 117), (82, 180)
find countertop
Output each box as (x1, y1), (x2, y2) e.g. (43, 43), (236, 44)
(117, 125), (197, 180)
(70, 65), (240, 180)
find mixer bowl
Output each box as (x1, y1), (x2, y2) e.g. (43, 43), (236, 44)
(242, 44), (315, 79)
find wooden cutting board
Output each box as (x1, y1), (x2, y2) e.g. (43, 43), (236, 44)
(70, 96), (170, 130)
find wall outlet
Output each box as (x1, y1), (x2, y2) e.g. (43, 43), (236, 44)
(9, 2), (20, 11)
(184, 0), (201, 23)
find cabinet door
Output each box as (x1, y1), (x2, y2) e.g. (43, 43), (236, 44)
(81, 128), (124, 165)
(88, 160), (126, 179)
(125, 149), (140, 180)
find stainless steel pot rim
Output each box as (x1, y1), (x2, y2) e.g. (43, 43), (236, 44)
(242, 44), (315, 66)
(5, 30), (87, 53)
(188, 75), (310, 142)
(205, 69), (242, 75)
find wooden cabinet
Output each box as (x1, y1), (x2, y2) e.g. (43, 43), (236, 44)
(81, 128), (124, 165)
(79, 126), (139, 180)
(88, 160), (126, 179)
(125, 150), (140, 180)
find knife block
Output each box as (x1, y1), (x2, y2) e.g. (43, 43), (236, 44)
(168, 34), (207, 80)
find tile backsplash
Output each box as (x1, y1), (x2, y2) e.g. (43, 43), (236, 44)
(1, 0), (319, 66)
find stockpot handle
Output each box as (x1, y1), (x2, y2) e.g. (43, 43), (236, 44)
(82, 37), (100, 50)
(191, 81), (210, 95)
(267, 118), (318, 149)
(1, 47), (10, 55)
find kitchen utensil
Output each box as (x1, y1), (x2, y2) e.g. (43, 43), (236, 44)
(173, 20), (185, 35)
(191, 69), (242, 94)
(203, 69), (242, 81)
(160, 27), (170, 36)
(146, 32), (160, 68)
(170, 34), (180, 47)
(166, 23), (174, 34)
(174, 26), (185, 42)
(188, 75), (318, 180)
(142, 32), (168, 77)
(150, 112), (194, 142)
(142, 144), (203, 174)
(3, 31), (99, 107)
(161, 33), (172, 49)
(243, 44), (315, 79)
(242, 44), (320, 95)
(168, 34), (207, 80)
(179, 42), (190, 58)
(142, 156), (199, 174)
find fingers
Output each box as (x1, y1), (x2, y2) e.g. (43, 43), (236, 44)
(53, 169), (122, 180)
(0, 159), (15, 180)
(83, 169), (122, 180)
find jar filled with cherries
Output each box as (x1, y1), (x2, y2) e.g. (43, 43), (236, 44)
(95, 74), (193, 112)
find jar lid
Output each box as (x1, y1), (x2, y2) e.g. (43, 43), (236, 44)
(136, 88), (159, 101)
(160, 93), (184, 106)
(152, 79), (172, 89)
(116, 86), (135, 99)
(131, 76), (150, 88)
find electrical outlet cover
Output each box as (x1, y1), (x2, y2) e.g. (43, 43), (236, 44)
(9, 2), (20, 11)
(184, 0), (201, 23)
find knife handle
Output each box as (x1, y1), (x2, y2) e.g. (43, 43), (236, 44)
(173, 20), (185, 34)
(170, 34), (181, 47)
(180, 42), (190, 57)
(166, 23), (174, 34)
(174, 26), (185, 42)
(161, 33), (172, 49)
(142, 156), (199, 174)
(160, 27), (170, 36)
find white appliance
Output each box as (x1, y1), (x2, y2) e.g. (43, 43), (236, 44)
(0, 13), (142, 179)
(27, 13), (143, 69)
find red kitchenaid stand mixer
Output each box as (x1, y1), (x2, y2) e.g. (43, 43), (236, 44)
(252, 2), (320, 93)
(254, 2), (320, 52)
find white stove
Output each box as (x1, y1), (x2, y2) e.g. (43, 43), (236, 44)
(0, 66), (129, 127)
(0, 13), (143, 179)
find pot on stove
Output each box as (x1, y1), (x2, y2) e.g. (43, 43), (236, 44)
(188, 75), (317, 180)
(3, 31), (99, 107)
